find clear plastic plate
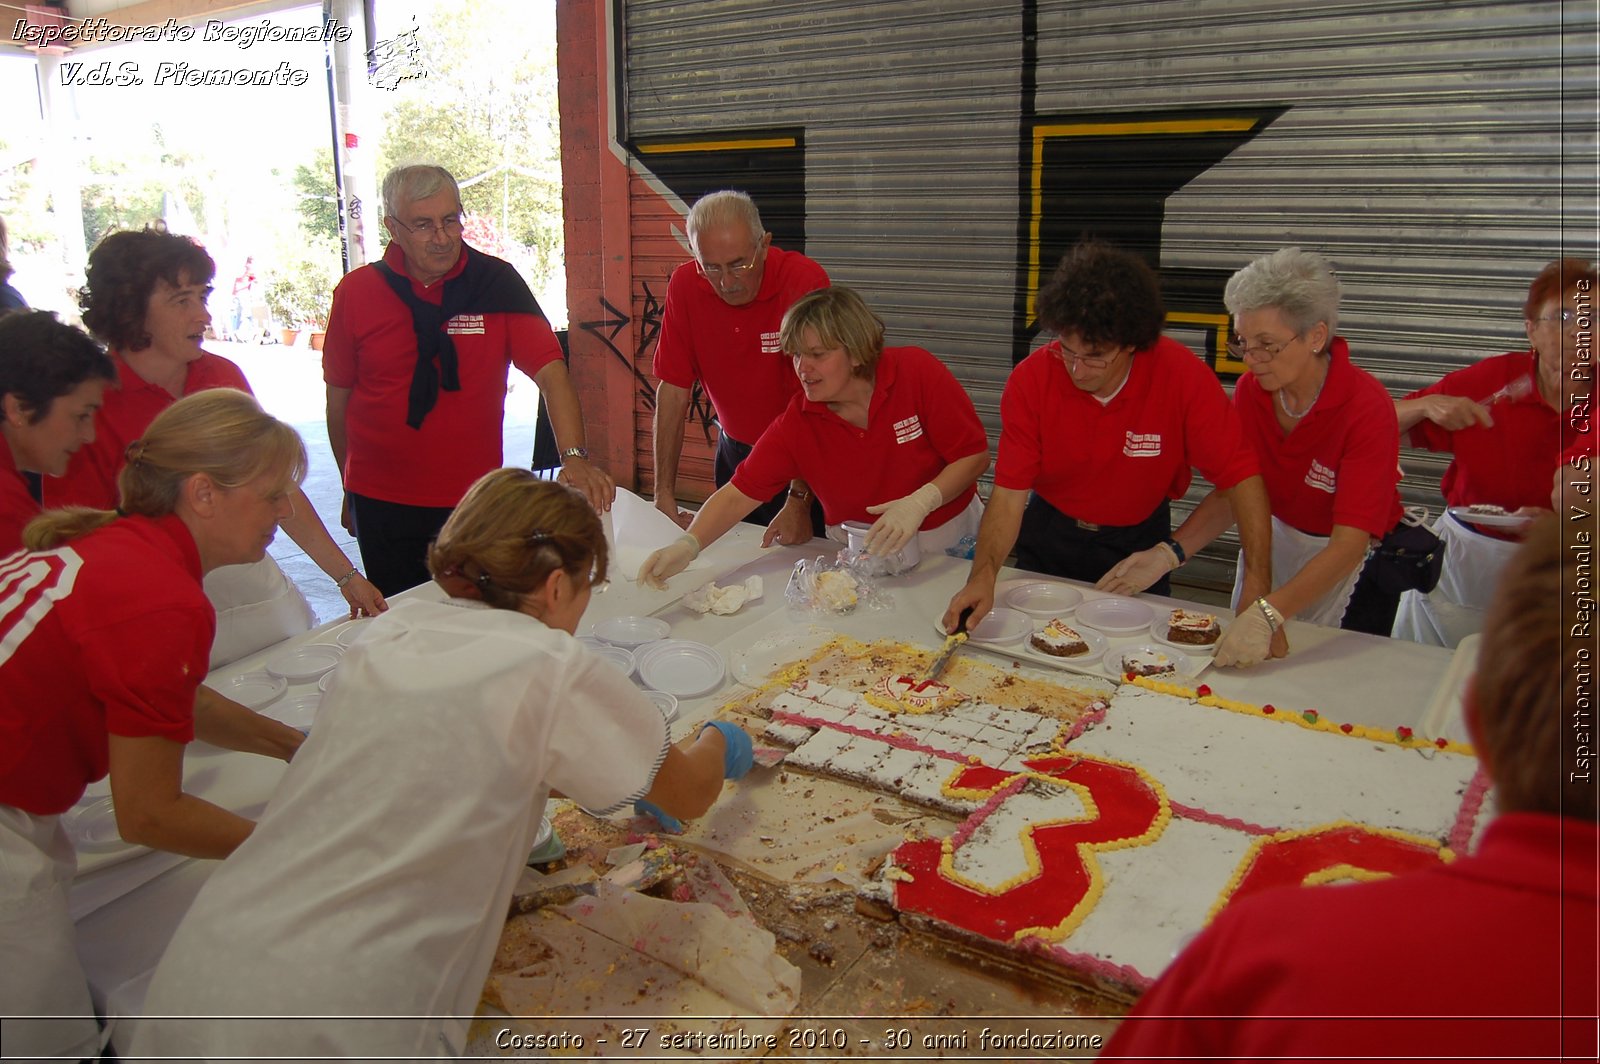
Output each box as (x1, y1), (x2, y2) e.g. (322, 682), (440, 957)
(593, 615), (672, 648)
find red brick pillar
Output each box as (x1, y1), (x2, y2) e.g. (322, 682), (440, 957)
(557, 0), (637, 490)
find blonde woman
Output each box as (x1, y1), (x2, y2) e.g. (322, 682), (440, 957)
(138, 469), (751, 1060)
(0, 389), (307, 1060)
(642, 285), (989, 585)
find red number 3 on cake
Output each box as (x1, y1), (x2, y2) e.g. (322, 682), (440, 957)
(890, 755), (1169, 943)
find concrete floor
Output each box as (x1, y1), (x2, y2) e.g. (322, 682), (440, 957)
(212, 339), (538, 624)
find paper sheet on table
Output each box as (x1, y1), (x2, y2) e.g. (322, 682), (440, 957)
(604, 488), (710, 583)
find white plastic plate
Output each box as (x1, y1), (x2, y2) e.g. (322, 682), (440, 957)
(1103, 644), (1204, 680)
(333, 622), (370, 649)
(635, 639), (726, 699)
(318, 671), (336, 694)
(64, 796), (137, 855)
(1004, 581), (1084, 619)
(1150, 615), (1223, 655)
(1074, 596), (1155, 635)
(588, 644), (637, 675)
(270, 692), (322, 732)
(1447, 505), (1534, 531)
(643, 689), (680, 723)
(265, 643), (344, 685)
(929, 608), (1031, 647)
(594, 615), (672, 648)
(1017, 622), (1109, 666)
(206, 671), (286, 711)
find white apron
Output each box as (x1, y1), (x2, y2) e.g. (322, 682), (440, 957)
(202, 556), (315, 669)
(1391, 510), (1520, 648)
(1232, 515), (1368, 629)
(0, 806), (104, 1063)
(133, 598), (669, 1061)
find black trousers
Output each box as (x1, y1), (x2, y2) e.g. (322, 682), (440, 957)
(1339, 536), (1404, 636)
(1014, 495), (1173, 597)
(347, 491), (455, 598)
(715, 431), (825, 536)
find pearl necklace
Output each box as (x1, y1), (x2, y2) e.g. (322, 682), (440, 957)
(1277, 354), (1328, 419)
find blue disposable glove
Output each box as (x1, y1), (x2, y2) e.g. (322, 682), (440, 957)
(632, 799), (684, 834)
(701, 720), (754, 780)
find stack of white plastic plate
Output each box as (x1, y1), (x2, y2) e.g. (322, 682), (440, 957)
(643, 689), (680, 723)
(1003, 581), (1084, 619)
(635, 639), (725, 698)
(265, 643), (344, 685)
(206, 671), (286, 710)
(589, 643), (637, 675)
(593, 615), (671, 648)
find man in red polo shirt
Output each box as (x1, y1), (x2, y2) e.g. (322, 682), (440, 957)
(1101, 515), (1598, 1061)
(944, 243), (1271, 655)
(651, 190), (829, 540)
(324, 164), (613, 596)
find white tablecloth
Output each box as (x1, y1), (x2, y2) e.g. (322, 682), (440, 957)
(72, 524), (1460, 1028)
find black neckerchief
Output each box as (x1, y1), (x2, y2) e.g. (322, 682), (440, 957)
(372, 245), (543, 428)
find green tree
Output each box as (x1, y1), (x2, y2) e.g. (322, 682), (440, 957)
(375, 0), (562, 289)
(291, 155), (341, 244)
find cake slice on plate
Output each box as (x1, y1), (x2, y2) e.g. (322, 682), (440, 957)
(1029, 618), (1089, 657)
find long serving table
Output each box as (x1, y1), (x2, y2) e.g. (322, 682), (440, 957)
(69, 522), (1465, 1042)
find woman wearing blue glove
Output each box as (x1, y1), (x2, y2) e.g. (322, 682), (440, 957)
(135, 468), (751, 1061)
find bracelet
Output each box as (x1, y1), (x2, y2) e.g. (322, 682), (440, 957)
(788, 486), (812, 503)
(1163, 536), (1187, 566)
(1254, 597), (1285, 633)
(335, 568), (361, 590)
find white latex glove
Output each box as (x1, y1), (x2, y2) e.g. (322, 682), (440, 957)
(1096, 542), (1179, 596)
(638, 533), (699, 589)
(863, 482), (942, 555)
(1215, 600), (1278, 668)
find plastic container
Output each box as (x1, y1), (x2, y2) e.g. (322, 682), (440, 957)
(840, 520), (921, 576)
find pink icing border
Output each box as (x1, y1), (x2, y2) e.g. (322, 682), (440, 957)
(1021, 936), (1154, 992)
(1168, 801), (1280, 837)
(1062, 700), (1108, 743)
(1447, 764), (1493, 852)
(944, 775), (1030, 850)
(770, 709), (971, 764)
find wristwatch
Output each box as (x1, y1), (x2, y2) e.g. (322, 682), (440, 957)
(1254, 597), (1286, 633)
(560, 447), (589, 461)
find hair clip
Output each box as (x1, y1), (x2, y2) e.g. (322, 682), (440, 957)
(528, 528), (554, 545)
(124, 440), (147, 463)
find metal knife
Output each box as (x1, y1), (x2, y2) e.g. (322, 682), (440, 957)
(924, 606), (975, 682)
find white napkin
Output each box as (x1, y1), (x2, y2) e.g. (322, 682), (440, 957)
(605, 488), (709, 582)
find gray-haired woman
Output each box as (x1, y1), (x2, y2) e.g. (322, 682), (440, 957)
(1177, 248), (1406, 665)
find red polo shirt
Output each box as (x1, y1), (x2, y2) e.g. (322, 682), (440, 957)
(0, 444), (38, 556)
(1102, 813), (1599, 1062)
(1235, 338), (1403, 538)
(323, 244), (564, 508)
(44, 352), (252, 511)
(731, 346), (987, 528)
(994, 336), (1258, 525)
(0, 514), (213, 815)
(1406, 351), (1567, 511)
(651, 245), (829, 445)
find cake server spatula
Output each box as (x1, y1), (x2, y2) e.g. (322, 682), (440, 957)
(923, 606), (974, 682)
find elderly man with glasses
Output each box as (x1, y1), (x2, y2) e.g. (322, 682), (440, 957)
(944, 241), (1275, 665)
(651, 190), (829, 543)
(322, 164), (613, 596)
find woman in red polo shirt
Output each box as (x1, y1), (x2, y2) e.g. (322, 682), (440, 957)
(1160, 248), (1405, 659)
(639, 286), (989, 585)
(0, 311), (116, 554)
(1390, 258), (1592, 647)
(0, 389), (305, 1060)
(50, 229), (385, 662)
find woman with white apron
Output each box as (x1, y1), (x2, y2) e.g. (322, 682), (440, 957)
(640, 286), (990, 587)
(48, 228), (387, 665)
(134, 469), (753, 1061)
(1391, 257), (1591, 647)
(0, 391), (306, 1061)
(1141, 249), (1406, 666)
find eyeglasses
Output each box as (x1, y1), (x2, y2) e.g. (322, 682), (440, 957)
(1227, 332), (1304, 362)
(1536, 308), (1577, 325)
(1050, 339), (1117, 369)
(390, 214), (464, 238)
(696, 249), (763, 282)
